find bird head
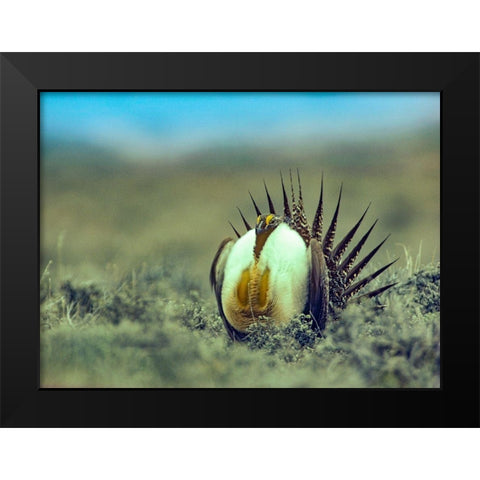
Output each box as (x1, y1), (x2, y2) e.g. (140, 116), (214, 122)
(255, 213), (283, 235)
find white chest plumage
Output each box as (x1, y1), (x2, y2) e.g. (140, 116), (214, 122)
(221, 223), (309, 331)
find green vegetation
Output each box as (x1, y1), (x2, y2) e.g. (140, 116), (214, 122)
(40, 141), (439, 388)
(40, 251), (439, 388)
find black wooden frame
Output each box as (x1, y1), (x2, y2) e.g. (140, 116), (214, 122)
(1, 53), (478, 427)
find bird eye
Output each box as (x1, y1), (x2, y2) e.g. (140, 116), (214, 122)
(265, 214), (274, 226)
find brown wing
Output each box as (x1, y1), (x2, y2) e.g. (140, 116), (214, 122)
(210, 238), (248, 341)
(307, 238), (330, 331)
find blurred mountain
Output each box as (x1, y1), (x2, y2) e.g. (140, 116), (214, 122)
(42, 123), (438, 171)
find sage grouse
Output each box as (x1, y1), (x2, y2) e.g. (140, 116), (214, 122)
(210, 171), (397, 341)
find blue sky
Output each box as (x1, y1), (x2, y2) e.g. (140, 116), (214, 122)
(41, 92), (439, 160)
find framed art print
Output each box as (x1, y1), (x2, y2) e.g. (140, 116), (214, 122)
(1, 53), (478, 427)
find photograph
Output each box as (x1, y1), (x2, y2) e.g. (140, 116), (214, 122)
(39, 91), (440, 388)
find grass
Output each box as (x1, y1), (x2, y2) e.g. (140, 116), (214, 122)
(40, 255), (440, 388)
(40, 145), (440, 388)
(40, 157), (439, 283)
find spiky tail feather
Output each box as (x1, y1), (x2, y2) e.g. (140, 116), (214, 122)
(225, 171), (397, 337)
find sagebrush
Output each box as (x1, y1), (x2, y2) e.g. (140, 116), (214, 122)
(40, 259), (439, 388)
